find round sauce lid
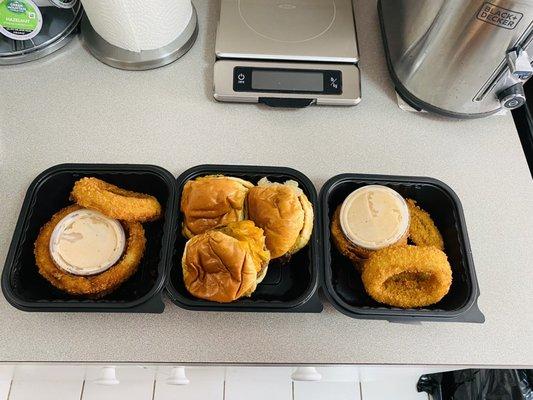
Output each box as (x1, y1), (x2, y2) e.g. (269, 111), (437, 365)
(0, 0), (43, 41)
(49, 209), (126, 276)
(339, 185), (410, 250)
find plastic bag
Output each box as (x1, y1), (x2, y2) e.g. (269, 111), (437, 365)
(417, 369), (533, 400)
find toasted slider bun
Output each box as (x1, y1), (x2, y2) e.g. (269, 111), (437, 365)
(180, 175), (254, 239)
(247, 178), (314, 259)
(182, 221), (270, 303)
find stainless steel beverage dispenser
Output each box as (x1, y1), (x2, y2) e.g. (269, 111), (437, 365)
(378, 0), (533, 118)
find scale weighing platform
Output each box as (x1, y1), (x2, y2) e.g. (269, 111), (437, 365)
(214, 0), (361, 107)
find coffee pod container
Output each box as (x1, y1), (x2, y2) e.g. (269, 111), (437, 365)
(0, 0), (82, 65)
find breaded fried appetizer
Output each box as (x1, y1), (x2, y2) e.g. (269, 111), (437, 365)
(406, 199), (444, 250)
(35, 205), (146, 298)
(180, 175), (254, 239)
(247, 178), (313, 259)
(331, 206), (368, 271)
(182, 221), (270, 303)
(331, 205), (408, 272)
(71, 177), (162, 222)
(362, 246), (452, 308)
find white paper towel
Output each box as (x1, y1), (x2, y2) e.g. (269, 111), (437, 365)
(80, 0), (193, 52)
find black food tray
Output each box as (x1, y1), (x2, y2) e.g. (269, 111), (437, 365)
(167, 164), (323, 313)
(320, 174), (484, 323)
(1, 164), (178, 313)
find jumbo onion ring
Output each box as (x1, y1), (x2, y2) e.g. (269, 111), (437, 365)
(71, 177), (162, 222)
(34, 205), (146, 298)
(362, 245), (452, 308)
(407, 199), (444, 250)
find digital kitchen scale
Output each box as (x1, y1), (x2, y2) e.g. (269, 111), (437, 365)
(213, 0), (361, 107)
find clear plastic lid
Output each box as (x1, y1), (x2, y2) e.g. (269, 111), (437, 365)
(0, 0), (81, 64)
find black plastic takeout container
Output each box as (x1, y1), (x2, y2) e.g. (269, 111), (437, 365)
(320, 174), (484, 323)
(1, 164), (178, 313)
(167, 164), (323, 313)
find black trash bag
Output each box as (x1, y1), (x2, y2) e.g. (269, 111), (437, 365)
(417, 369), (533, 400)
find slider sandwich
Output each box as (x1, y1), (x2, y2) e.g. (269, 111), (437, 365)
(182, 221), (270, 303)
(180, 175), (254, 239)
(247, 178), (313, 259)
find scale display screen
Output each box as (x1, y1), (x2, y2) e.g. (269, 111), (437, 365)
(251, 70), (324, 92)
(233, 67), (342, 95)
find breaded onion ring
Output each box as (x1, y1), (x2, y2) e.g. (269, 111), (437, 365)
(362, 246), (452, 308)
(331, 206), (407, 272)
(71, 177), (162, 222)
(407, 199), (444, 250)
(34, 205), (146, 298)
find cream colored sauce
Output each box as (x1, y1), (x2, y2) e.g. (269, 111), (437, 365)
(50, 209), (125, 275)
(340, 185), (409, 250)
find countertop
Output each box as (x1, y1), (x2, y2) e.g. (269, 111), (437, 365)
(1, 1), (532, 366)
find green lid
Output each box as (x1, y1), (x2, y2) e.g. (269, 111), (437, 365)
(0, 0), (43, 41)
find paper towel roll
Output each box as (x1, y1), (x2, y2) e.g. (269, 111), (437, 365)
(80, 0), (193, 53)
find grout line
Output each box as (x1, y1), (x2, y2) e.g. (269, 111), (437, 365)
(6, 379), (13, 400)
(151, 379), (156, 400)
(78, 380), (85, 400)
(358, 380), (363, 400)
(223, 379), (226, 400)
(292, 381), (295, 400)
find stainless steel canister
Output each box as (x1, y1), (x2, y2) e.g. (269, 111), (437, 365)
(379, 0), (533, 118)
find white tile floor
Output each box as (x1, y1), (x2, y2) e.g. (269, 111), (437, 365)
(7, 365), (85, 400)
(361, 379), (429, 400)
(9, 380), (83, 400)
(82, 366), (155, 400)
(0, 365), (436, 400)
(225, 367), (293, 400)
(154, 367), (224, 400)
(294, 381), (362, 400)
(0, 381), (10, 400)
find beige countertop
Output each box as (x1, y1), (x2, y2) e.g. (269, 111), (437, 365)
(0, 1), (532, 366)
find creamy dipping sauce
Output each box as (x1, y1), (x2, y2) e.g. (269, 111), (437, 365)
(340, 185), (410, 250)
(49, 209), (126, 276)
